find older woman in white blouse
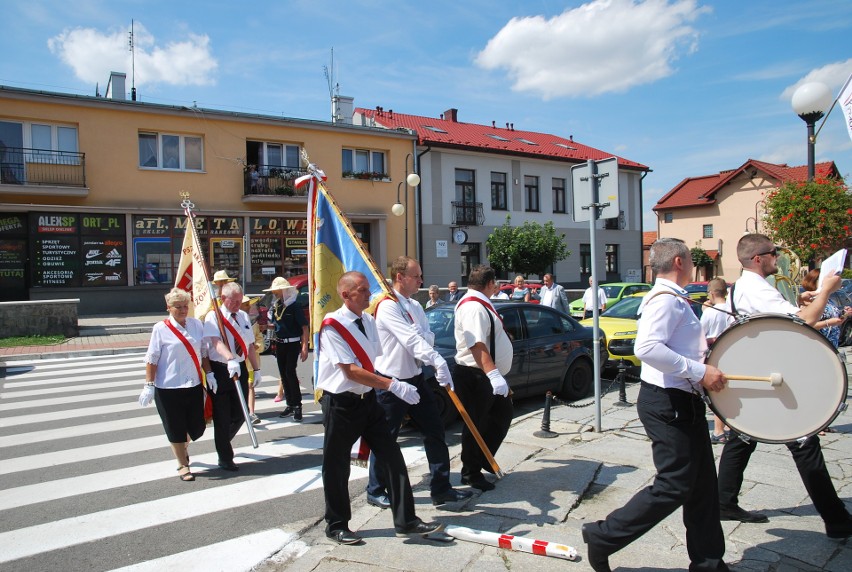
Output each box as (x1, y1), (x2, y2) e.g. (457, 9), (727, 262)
(139, 288), (231, 481)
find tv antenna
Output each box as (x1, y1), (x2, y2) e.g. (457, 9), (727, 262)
(128, 20), (137, 101)
(323, 48), (340, 122)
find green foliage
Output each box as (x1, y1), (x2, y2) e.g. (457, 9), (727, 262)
(486, 215), (571, 277)
(690, 247), (712, 267)
(763, 177), (852, 262)
(0, 334), (66, 347)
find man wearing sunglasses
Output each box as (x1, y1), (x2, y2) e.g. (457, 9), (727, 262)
(715, 233), (851, 538)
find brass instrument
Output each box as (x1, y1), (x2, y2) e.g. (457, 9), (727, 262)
(766, 246), (803, 306)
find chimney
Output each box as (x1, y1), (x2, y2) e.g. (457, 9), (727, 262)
(333, 95), (354, 124)
(105, 72), (127, 101)
(444, 108), (458, 122)
(492, 120), (496, 128)
(510, 123), (514, 131)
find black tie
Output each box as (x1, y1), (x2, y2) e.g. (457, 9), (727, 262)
(230, 313), (244, 356)
(353, 317), (366, 336)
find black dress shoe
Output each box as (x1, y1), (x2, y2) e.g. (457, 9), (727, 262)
(461, 475), (495, 491)
(826, 516), (852, 538)
(279, 406), (295, 418)
(293, 406), (303, 421)
(581, 523), (612, 572)
(366, 493), (391, 509)
(719, 505), (768, 523)
(326, 528), (363, 545)
(217, 460), (239, 472)
(431, 488), (474, 505)
(395, 520), (445, 537)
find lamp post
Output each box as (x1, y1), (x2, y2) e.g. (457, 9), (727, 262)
(791, 82), (832, 182)
(392, 155), (420, 256)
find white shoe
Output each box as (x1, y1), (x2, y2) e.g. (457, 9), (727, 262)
(250, 413), (261, 425)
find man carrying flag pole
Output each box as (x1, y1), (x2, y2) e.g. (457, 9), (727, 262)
(175, 193), (259, 453)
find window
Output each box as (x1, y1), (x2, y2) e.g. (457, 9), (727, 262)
(524, 175), (539, 212)
(703, 224), (713, 238)
(246, 140), (301, 173)
(138, 132), (203, 171)
(523, 308), (563, 338)
(552, 177), (566, 213)
(664, 212), (673, 223)
(580, 243), (591, 274)
(342, 148), (386, 177)
(491, 172), (507, 210)
(606, 244), (619, 273)
(456, 168), (475, 204)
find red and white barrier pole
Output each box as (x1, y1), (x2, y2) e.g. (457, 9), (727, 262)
(445, 525), (577, 560)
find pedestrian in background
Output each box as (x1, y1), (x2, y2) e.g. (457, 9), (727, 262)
(539, 273), (569, 313)
(265, 276), (309, 421)
(426, 284), (441, 308)
(582, 276), (607, 318)
(140, 288), (210, 482)
(510, 275), (530, 302)
(445, 281), (461, 302)
(241, 295), (264, 425)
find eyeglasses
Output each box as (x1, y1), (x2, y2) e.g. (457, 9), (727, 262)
(754, 247), (778, 258)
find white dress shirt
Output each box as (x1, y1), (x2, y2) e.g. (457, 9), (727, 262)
(144, 316), (207, 389)
(374, 289), (447, 379)
(583, 287), (607, 310)
(726, 269), (798, 323)
(203, 307), (254, 363)
(634, 278), (707, 393)
(316, 305), (382, 394)
(454, 289), (513, 374)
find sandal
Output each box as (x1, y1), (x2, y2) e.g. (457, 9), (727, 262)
(177, 465), (195, 481)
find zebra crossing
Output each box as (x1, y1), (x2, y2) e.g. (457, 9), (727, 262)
(0, 353), (427, 571)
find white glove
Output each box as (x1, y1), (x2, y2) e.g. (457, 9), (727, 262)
(435, 363), (454, 391)
(206, 371), (218, 394)
(253, 371), (262, 388)
(227, 359), (241, 378)
(138, 384), (155, 407)
(486, 369), (510, 397)
(389, 378), (420, 405)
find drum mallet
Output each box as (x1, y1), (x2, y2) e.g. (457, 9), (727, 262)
(725, 373), (783, 386)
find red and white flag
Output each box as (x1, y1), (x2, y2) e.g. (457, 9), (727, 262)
(840, 73), (852, 144)
(174, 221), (212, 319)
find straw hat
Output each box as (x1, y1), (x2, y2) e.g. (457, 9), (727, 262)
(263, 276), (296, 293)
(212, 269), (237, 283)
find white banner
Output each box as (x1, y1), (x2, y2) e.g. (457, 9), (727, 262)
(839, 73), (852, 144)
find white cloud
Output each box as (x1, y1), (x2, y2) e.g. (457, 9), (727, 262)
(781, 58), (852, 99)
(475, 0), (709, 99)
(47, 22), (217, 88)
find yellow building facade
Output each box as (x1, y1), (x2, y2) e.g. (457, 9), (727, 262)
(0, 85), (416, 313)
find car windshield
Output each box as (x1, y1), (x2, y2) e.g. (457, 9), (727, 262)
(601, 296), (643, 319)
(684, 283), (707, 294)
(426, 306), (457, 349)
(601, 285), (622, 298)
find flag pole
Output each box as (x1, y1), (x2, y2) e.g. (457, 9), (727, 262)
(180, 192), (258, 448)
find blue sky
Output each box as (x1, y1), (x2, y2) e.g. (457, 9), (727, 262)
(1, 0), (851, 230)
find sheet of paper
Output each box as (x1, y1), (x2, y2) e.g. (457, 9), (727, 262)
(818, 249), (847, 291)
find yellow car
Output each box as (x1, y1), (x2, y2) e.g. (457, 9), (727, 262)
(580, 292), (646, 370)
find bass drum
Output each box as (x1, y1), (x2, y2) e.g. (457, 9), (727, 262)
(705, 313), (847, 444)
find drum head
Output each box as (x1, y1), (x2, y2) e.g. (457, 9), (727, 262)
(706, 314), (847, 443)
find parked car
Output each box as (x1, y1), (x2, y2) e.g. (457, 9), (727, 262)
(568, 282), (652, 318)
(684, 281), (731, 305)
(247, 274), (310, 354)
(580, 293), (645, 370)
(425, 300), (607, 425)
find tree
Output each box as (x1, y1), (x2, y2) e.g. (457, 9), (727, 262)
(763, 177), (852, 263)
(486, 215), (571, 277)
(690, 247), (712, 280)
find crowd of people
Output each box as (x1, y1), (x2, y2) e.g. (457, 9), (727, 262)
(137, 236), (852, 565)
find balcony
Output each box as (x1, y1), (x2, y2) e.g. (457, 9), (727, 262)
(451, 201), (484, 226)
(243, 166), (310, 203)
(0, 147), (87, 196)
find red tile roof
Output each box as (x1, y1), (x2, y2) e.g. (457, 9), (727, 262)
(654, 159), (839, 211)
(643, 231), (657, 248)
(355, 107), (648, 171)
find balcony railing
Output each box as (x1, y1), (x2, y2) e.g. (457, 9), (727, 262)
(451, 201), (484, 226)
(244, 166), (310, 197)
(0, 147), (86, 187)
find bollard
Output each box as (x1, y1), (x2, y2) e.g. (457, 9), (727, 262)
(534, 391), (558, 438)
(614, 360), (633, 407)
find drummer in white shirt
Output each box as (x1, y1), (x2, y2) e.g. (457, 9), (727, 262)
(715, 233), (852, 538)
(581, 238), (730, 572)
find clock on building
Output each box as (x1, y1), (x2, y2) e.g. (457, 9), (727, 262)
(453, 229), (468, 244)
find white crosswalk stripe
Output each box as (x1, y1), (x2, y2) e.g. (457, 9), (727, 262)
(0, 352), (429, 571)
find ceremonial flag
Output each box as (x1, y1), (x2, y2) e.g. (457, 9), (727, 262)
(840, 73), (852, 144)
(174, 219), (212, 319)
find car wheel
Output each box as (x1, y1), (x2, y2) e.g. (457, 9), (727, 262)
(559, 359), (593, 401)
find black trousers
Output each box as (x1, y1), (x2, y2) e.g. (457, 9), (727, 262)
(584, 383), (727, 571)
(208, 360), (249, 464)
(275, 340), (302, 407)
(320, 390), (417, 533)
(453, 364), (513, 480)
(367, 372), (452, 496)
(717, 431), (849, 525)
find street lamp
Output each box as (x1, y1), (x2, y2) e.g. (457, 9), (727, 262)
(791, 82), (832, 181)
(392, 155), (420, 256)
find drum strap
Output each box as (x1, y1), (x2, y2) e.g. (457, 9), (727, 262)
(729, 282), (738, 316)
